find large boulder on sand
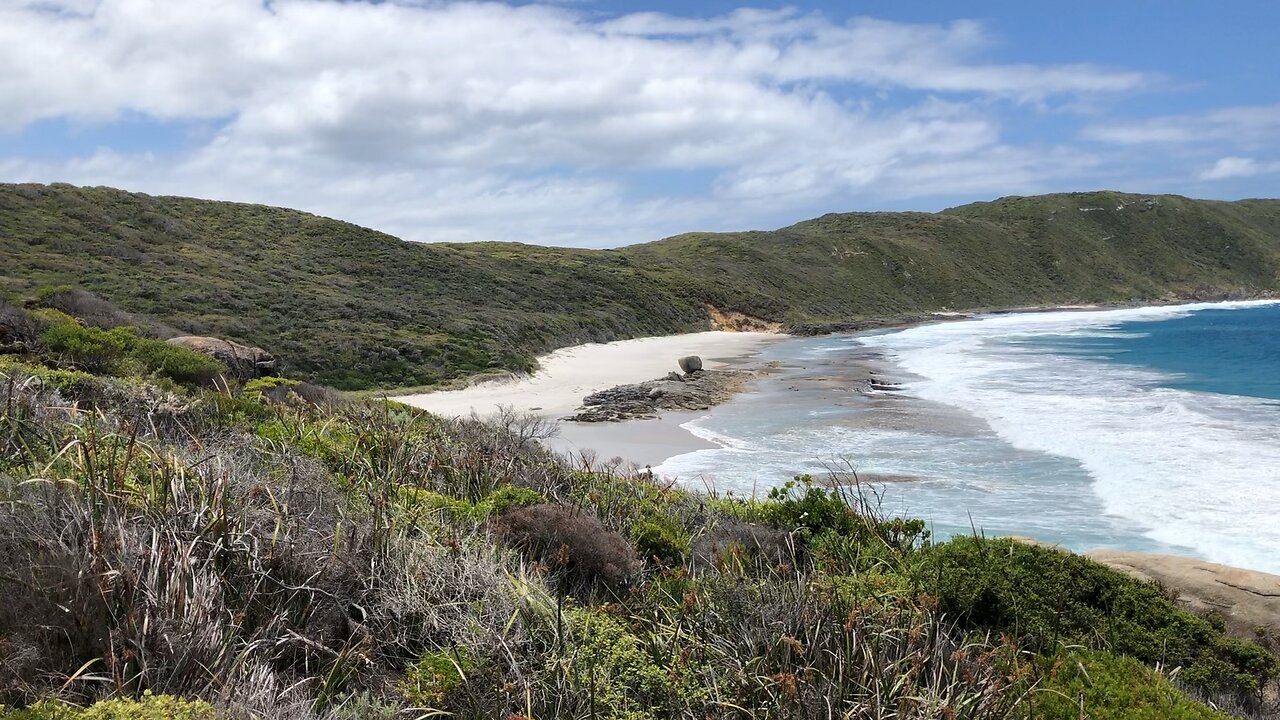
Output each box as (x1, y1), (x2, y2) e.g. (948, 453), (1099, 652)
(1087, 549), (1280, 641)
(678, 355), (703, 374)
(166, 336), (276, 379)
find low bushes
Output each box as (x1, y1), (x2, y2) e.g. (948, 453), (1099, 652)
(127, 338), (224, 385)
(1029, 650), (1233, 720)
(926, 536), (1276, 699)
(555, 608), (686, 720)
(33, 317), (224, 386)
(38, 322), (132, 374)
(714, 475), (929, 573)
(399, 650), (472, 708)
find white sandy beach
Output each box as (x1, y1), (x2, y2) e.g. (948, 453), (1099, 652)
(395, 331), (783, 420)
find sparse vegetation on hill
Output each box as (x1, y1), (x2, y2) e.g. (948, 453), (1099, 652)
(0, 329), (1276, 718)
(2, 184), (1278, 389)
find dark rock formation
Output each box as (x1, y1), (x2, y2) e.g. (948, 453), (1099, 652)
(678, 355), (703, 374)
(167, 335), (276, 378)
(563, 368), (753, 422)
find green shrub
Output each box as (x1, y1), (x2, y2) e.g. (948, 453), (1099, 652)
(629, 516), (689, 566)
(926, 536), (1276, 696)
(254, 414), (359, 468)
(1028, 650), (1232, 720)
(27, 309), (77, 331)
(559, 608), (682, 720)
(0, 693), (215, 719)
(128, 338), (225, 385)
(0, 357), (96, 397)
(400, 649), (473, 707)
(393, 484), (546, 526)
(244, 375), (300, 400)
(32, 285), (75, 303)
(393, 487), (477, 524)
(39, 323), (133, 374)
(724, 476), (928, 572)
(478, 484), (545, 515)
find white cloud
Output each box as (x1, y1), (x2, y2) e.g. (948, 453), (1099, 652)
(1082, 104), (1280, 148)
(1199, 156), (1280, 181)
(0, 0), (1154, 245)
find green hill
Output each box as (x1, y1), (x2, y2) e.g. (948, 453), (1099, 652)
(3, 183), (1278, 389)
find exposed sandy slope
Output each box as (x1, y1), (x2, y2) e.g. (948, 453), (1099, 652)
(395, 331), (782, 419)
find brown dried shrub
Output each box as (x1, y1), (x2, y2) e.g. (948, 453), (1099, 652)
(495, 503), (639, 592)
(0, 300), (39, 351)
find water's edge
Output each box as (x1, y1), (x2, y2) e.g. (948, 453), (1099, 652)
(652, 300), (1280, 573)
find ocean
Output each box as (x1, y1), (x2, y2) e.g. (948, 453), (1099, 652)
(652, 300), (1280, 573)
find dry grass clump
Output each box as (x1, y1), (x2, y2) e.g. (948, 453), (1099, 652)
(0, 423), (363, 712)
(0, 368), (574, 717)
(688, 515), (799, 576)
(371, 534), (528, 657)
(670, 577), (1018, 719)
(1, 373), (75, 472)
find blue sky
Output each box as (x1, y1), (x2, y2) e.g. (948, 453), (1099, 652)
(1, 0), (1277, 246)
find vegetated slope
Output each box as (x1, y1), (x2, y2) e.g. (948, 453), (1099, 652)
(3, 184), (1279, 389)
(1, 353), (1273, 718)
(628, 192), (1280, 324)
(0, 184), (706, 389)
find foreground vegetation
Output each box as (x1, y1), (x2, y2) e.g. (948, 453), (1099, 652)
(3, 184), (1279, 389)
(1, 317), (1276, 718)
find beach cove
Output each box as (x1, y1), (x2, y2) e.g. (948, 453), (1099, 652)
(398, 300), (1280, 576)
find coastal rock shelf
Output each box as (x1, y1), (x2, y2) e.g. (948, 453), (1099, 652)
(563, 366), (754, 422)
(1088, 549), (1280, 641)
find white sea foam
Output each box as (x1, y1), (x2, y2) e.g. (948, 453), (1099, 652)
(861, 301), (1280, 573)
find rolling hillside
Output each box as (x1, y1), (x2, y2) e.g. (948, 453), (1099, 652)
(3, 183), (1278, 389)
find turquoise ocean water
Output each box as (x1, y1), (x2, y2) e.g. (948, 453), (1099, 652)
(653, 301), (1280, 573)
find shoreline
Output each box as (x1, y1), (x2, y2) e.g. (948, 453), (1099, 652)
(388, 299), (1280, 583)
(394, 330), (783, 420)
(790, 290), (1280, 336)
(540, 410), (720, 470)
(393, 297), (1280, 471)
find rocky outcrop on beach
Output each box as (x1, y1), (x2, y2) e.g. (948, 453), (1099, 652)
(678, 355), (704, 374)
(1087, 549), (1280, 641)
(563, 364), (754, 422)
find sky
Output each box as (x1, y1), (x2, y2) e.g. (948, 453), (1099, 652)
(1, 1), (1277, 247)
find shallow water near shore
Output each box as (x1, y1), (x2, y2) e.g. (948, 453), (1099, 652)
(653, 300), (1280, 574)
